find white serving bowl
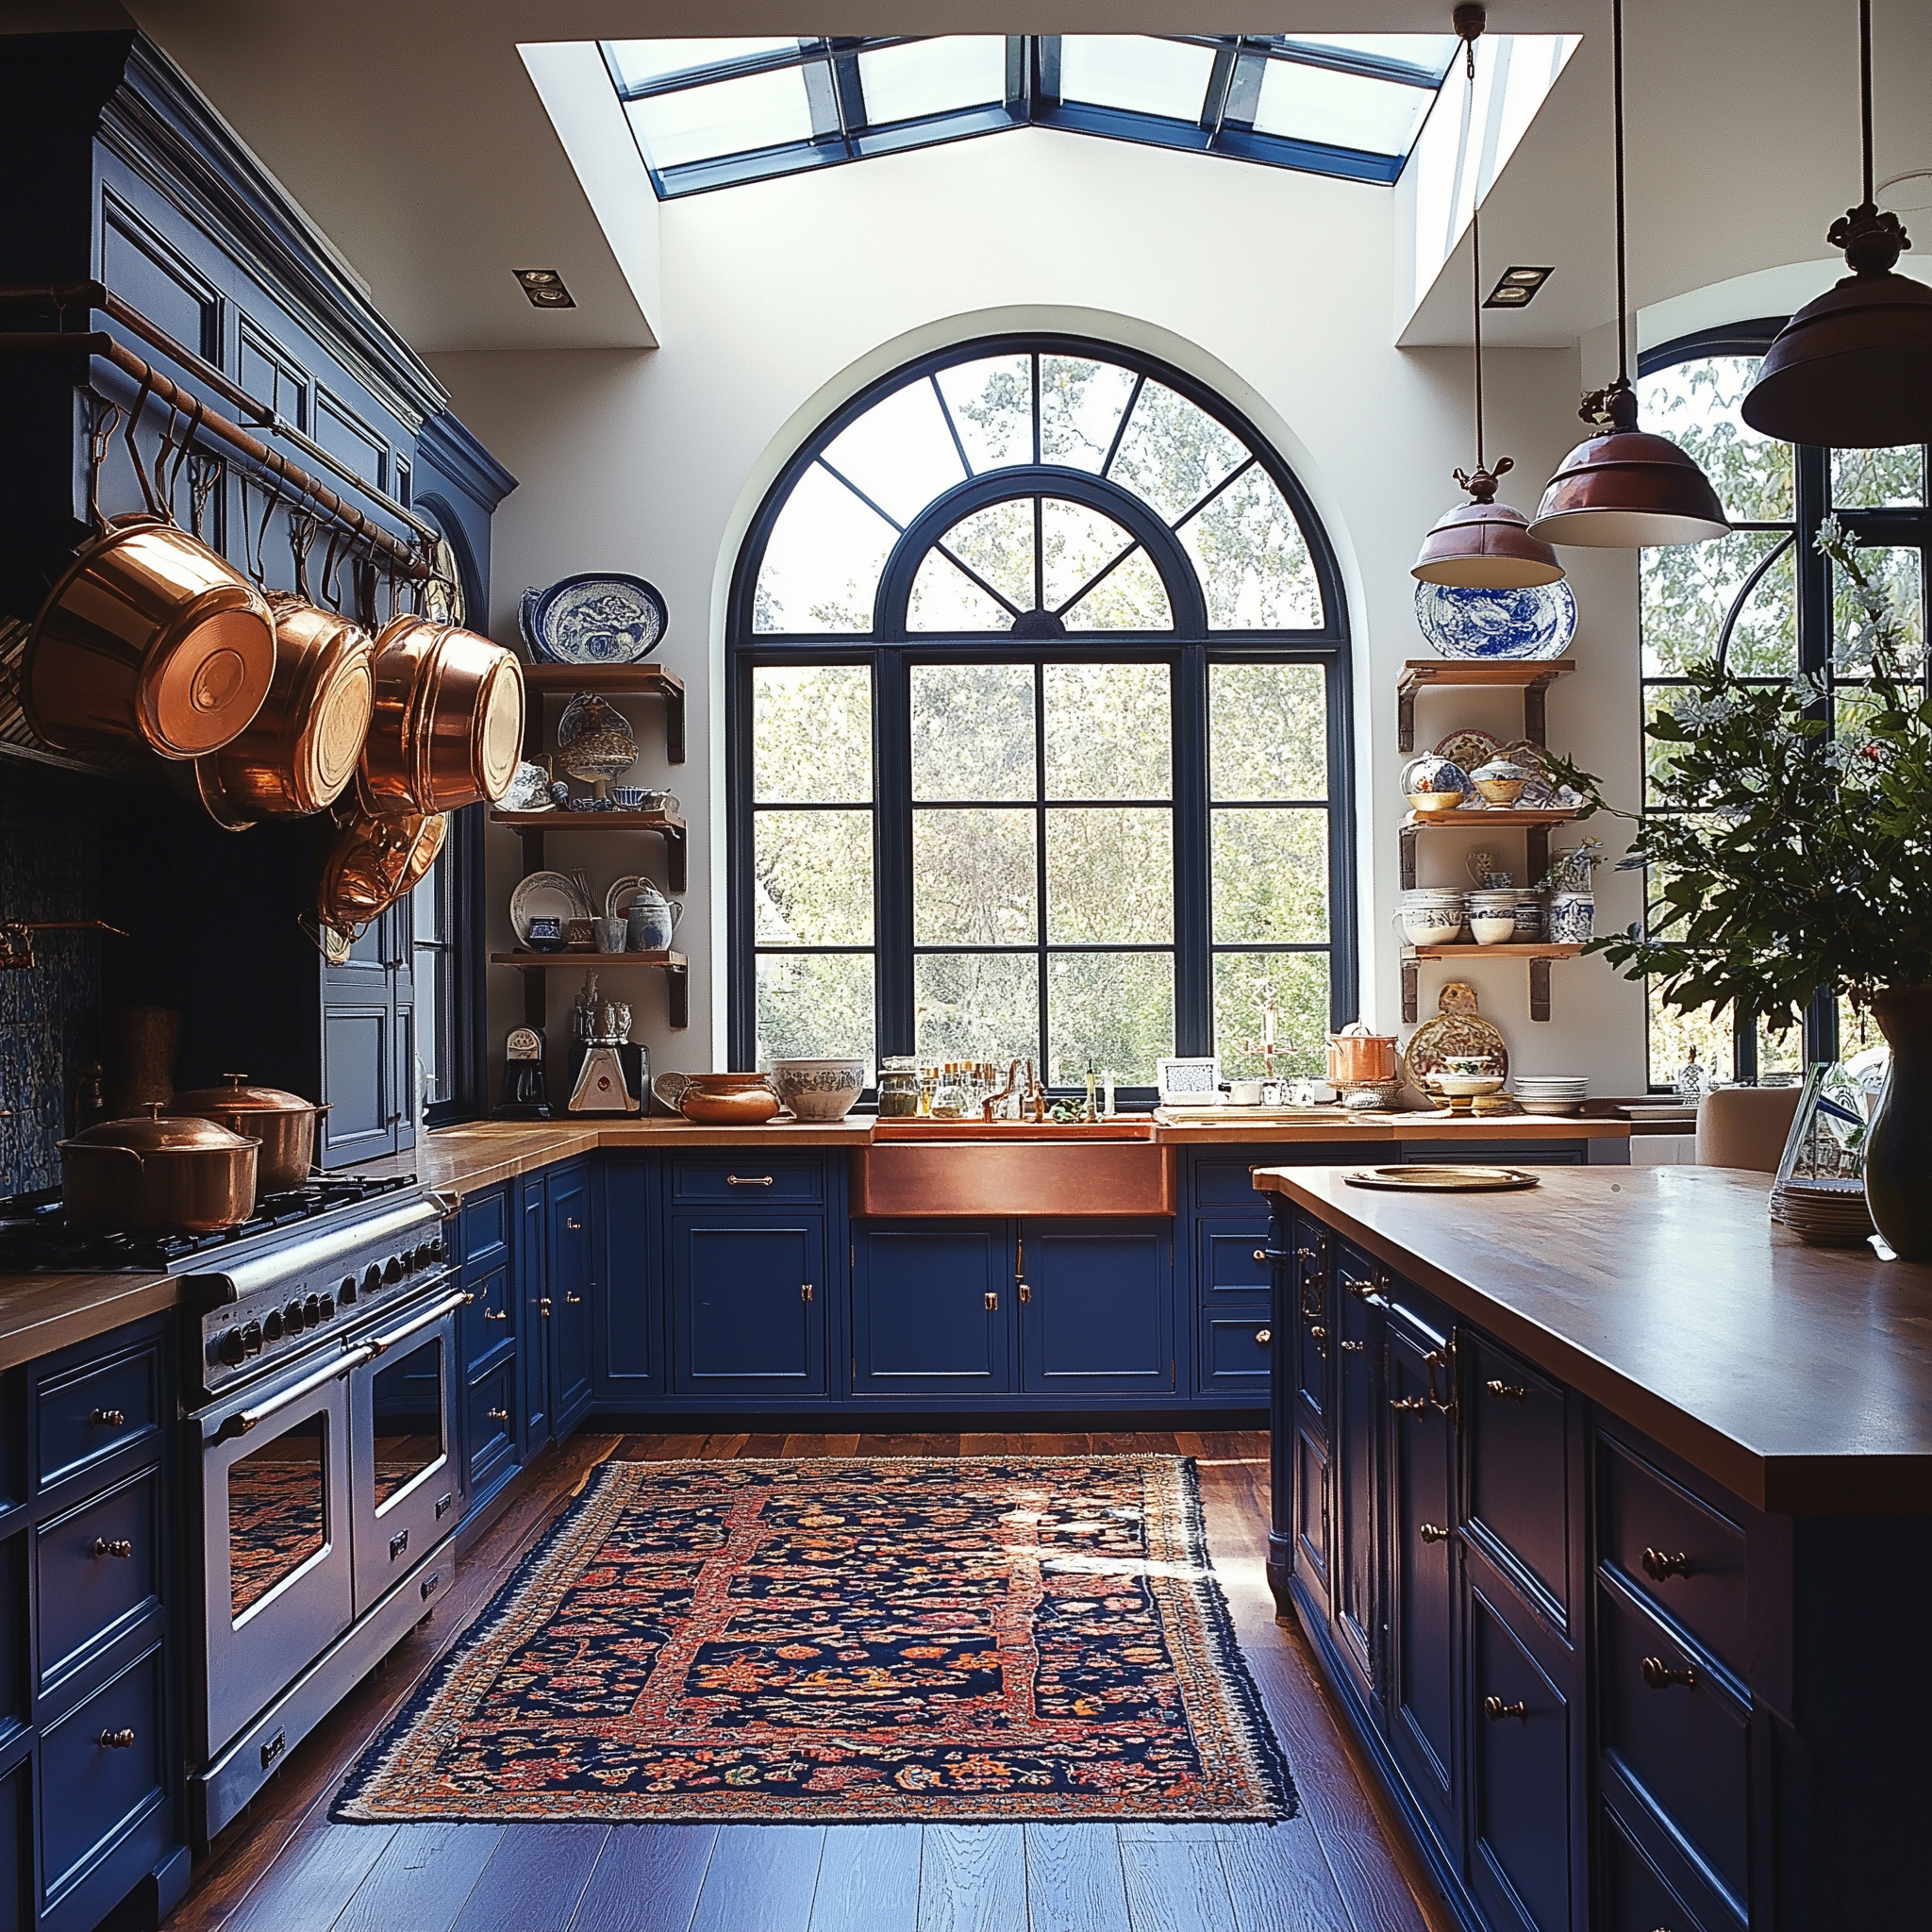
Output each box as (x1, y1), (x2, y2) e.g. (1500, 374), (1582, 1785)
(1470, 913), (1517, 945)
(767, 1058), (869, 1122)
(1400, 911), (1463, 945)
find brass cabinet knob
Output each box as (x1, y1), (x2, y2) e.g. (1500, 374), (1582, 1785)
(98, 1728), (137, 1749)
(1308, 1324), (1327, 1342)
(1340, 1339), (1365, 1354)
(1482, 1696), (1528, 1723)
(985, 1291), (999, 1311)
(1419, 1523), (1451, 1544)
(539, 1297), (552, 1317)
(1017, 1283), (1032, 1304)
(92, 1538), (134, 1559)
(90, 1407), (126, 1427)
(1255, 1328), (1272, 1345)
(1641, 1547), (1691, 1581)
(1641, 1657), (1697, 1690)
(801, 1283), (814, 1303)
(1253, 1249), (1269, 1264)
(487, 1407), (509, 1423)
(1485, 1378), (1530, 1403)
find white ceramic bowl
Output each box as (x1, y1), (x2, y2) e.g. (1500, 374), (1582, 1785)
(767, 1058), (868, 1122)
(1470, 913), (1517, 945)
(1400, 911), (1462, 946)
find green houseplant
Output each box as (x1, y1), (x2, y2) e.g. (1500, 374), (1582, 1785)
(1554, 517), (1932, 1256)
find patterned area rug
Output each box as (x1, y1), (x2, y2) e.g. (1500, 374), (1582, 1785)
(336, 1455), (1293, 1824)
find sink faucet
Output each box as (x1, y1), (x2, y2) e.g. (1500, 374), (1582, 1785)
(981, 1058), (1028, 1123)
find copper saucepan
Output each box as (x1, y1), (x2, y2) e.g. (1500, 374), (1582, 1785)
(316, 805), (447, 939)
(358, 615), (524, 816)
(24, 515), (276, 761)
(58, 1103), (260, 1232)
(167, 1074), (330, 1192)
(193, 592), (375, 827)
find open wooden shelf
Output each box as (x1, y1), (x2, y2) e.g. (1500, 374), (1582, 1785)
(1403, 942), (1583, 959)
(1400, 942), (1584, 1026)
(492, 811), (687, 893)
(519, 661), (684, 761)
(1397, 658), (1575, 753)
(491, 950), (688, 1030)
(1402, 808), (1580, 829)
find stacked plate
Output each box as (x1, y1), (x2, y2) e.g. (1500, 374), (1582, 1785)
(1771, 1177), (1874, 1247)
(1513, 1074), (1589, 1115)
(1396, 887), (1469, 946)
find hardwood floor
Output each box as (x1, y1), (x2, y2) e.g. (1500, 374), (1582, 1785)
(164, 1432), (1446, 1932)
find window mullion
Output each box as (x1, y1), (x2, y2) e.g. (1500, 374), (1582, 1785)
(1034, 658), (1049, 1074)
(1173, 643), (1211, 1055)
(875, 649), (914, 1058)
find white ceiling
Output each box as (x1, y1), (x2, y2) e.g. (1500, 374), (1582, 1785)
(25, 1), (1932, 357)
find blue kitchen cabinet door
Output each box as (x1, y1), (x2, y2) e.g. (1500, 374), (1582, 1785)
(517, 1174), (550, 1450)
(1017, 1221), (1174, 1396)
(594, 1159), (658, 1402)
(547, 1165), (594, 1433)
(852, 1224), (1011, 1395)
(671, 1217), (827, 1396)
(1331, 1246), (1382, 1710)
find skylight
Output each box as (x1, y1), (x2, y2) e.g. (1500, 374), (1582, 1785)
(601, 35), (1463, 199)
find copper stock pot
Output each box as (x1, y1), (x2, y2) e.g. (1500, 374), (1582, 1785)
(315, 806), (447, 939)
(167, 1074), (329, 1192)
(58, 1104), (259, 1233)
(357, 615), (523, 817)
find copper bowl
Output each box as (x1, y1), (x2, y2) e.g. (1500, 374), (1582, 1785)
(316, 806), (447, 938)
(58, 1103), (259, 1232)
(24, 516), (276, 760)
(167, 1074), (328, 1191)
(357, 615), (524, 816)
(654, 1072), (781, 1125)
(192, 593), (375, 826)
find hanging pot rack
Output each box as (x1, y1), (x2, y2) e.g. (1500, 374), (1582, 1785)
(0, 280), (434, 578)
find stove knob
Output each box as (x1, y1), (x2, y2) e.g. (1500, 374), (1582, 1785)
(383, 1255), (404, 1284)
(262, 1309), (283, 1341)
(425, 1236), (445, 1262)
(413, 1241), (439, 1269)
(284, 1299), (306, 1335)
(339, 1275), (358, 1305)
(317, 1293), (334, 1324)
(241, 1320), (262, 1356)
(304, 1294), (322, 1326)
(363, 1263), (382, 1294)
(216, 1328), (246, 1365)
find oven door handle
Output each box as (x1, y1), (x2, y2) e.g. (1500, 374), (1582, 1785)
(362, 1287), (471, 1358)
(206, 1341), (379, 1444)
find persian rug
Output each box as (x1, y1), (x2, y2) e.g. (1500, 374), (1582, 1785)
(335, 1455), (1294, 1824)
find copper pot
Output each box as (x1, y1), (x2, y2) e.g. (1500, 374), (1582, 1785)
(316, 806), (446, 938)
(167, 1074), (328, 1191)
(58, 1103), (259, 1232)
(23, 516), (276, 760)
(193, 593), (375, 826)
(654, 1072), (781, 1126)
(1326, 1026), (1400, 1089)
(357, 614), (523, 816)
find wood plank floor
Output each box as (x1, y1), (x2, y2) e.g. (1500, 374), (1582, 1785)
(165, 1432), (1447, 1932)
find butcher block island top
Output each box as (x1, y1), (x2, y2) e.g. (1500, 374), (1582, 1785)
(1256, 1162), (1932, 1517)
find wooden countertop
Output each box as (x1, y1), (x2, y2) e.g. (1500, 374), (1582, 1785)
(1254, 1163), (1932, 1517)
(0, 1271), (176, 1374)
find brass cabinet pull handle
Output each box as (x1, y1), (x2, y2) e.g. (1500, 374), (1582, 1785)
(1418, 1523), (1451, 1544)
(565, 1292), (582, 1305)
(1485, 1378), (1530, 1403)
(1341, 1274), (1386, 1305)
(1340, 1339), (1365, 1354)
(565, 1217), (583, 1230)
(1424, 1345), (1458, 1420)
(1641, 1657), (1697, 1690)
(1255, 1328), (1272, 1345)
(801, 1283), (813, 1303)
(1018, 1283), (1032, 1304)
(726, 1174), (774, 1187)
(98, 1728), (136, 1749)
(985, 1291), (999, 1311)
(539, 1297), (552, 1318)
(486, 1407), (509, 1422)
(484, 1307), (508, 1322)
(1391, 1395), (1428, 1413)
(92, 1538), (134, 1558)
(90, 1407), (126, 1427)
(1641, 1547), (1692, 1581)
(1482, 1696), (1528, 1723)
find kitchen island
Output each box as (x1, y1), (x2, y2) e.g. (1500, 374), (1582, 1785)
(1257, 1161), (1931, 1932)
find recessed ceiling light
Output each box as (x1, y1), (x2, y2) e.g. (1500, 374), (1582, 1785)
(1483, 265), (1553, 308)
(514, 269), (575, 309)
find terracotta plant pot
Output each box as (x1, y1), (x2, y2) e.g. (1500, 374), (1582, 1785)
(1864, 985), (1932, 1260)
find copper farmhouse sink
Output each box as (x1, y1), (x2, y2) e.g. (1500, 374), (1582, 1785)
(854, 1133), (1174, 1218)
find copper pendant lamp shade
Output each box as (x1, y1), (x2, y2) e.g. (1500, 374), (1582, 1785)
(1528, 0), (1727, 552)
(1410, 5), (1566, 591)
(1740, 5), (1932, 448)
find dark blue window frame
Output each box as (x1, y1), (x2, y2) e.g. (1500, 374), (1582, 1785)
(725, 333), (1358, 1101)
(606, 35), (1451, 199)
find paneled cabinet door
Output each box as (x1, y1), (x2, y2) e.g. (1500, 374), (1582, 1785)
(1017, 1221), (1174, 1395)
(672, 1217), (826, 1395)
(319, 901), (412, 1167)
(518, 1174), (551, 1449)
(1385, 1304), (1459, 1857)
(1330, 1249), (1383, 1708)
(852, 1224), (1010, 1394)
(547, 1167), (593, 1432)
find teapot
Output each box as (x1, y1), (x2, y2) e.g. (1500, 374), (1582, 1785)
(625, 880), (685, 953)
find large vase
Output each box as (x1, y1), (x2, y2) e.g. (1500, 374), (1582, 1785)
(1864, 985), (1932, 1261)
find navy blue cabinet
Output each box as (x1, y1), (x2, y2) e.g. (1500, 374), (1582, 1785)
(852, 1224), (1010, 1396)
(547, 1166), (594, 1434)
(518, 1174), (551, 1447)
(593, 1160), (658, 1404)
(458, 1185), (517, 1515)
(1018, 1221), (1173, 1395)
(671, 1218), (827, 1396)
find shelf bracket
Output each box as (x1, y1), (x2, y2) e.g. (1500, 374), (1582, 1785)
(1401, 955), (1419, 1025)
(1524, 672), (1557, 748)
(1400, 824), (1419, 891)
(666, 957), (689, 1029)
(1396, 673), (1419, 755)
(1529, 955), (1552, 1023)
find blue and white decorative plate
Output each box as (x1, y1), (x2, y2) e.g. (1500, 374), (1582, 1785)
(1414, 578), (1576, 661)
(521, 574), (668, 665)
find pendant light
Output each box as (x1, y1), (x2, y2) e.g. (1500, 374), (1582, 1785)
(1528, 0), (1728, 548)
(1740, 0), (1932, 447)
(1412, 6), (1566, 590)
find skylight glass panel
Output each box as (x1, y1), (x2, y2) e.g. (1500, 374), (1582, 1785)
(626, 64), (815, 171)
(1275, 35), (1457, 80)
(858, 37), (1006, 125)
(1058, 36), (1215, 125)
(1253, 60), (1434, 156)
(607, 39), (802, 88)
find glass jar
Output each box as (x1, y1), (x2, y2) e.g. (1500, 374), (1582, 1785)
(876, 1056), (922, 1117)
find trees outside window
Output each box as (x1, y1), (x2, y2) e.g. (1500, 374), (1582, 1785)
(729, 337), (1356, 1100)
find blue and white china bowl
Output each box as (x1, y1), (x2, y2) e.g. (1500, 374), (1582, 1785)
(1415, 577), (1577, 661)
(500, 761), (554, 812)
(523, 574), (668, 665)
(1546, 893), (1595, 943)
(525, 915), (564, 954)
(767, 1058), (868, 1123)
(1402, 753), (1471, 814)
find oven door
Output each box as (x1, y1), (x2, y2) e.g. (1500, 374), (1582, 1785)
(200, 1357), (356, 1758)
(347, 1283), (467, 1615)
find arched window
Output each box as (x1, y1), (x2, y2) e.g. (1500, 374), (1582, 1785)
(1636, 325), (1929, 1088)
(728, 335), (1356, 1098)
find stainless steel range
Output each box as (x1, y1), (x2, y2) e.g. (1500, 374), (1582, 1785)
(0, 1174), (470, 1842)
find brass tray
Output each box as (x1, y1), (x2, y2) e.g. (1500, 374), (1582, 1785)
(1345, 1164), (1541, 1192)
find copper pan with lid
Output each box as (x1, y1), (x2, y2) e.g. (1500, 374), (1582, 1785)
(315, 804), (446, 940)
(193, 591), (375, 826)
(357, 614), (523, 816)
(58, 1104), (259, 1232)
(167, 1074), (329, 1191)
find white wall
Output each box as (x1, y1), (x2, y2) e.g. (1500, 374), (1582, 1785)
(435, 122), (1651, 1099)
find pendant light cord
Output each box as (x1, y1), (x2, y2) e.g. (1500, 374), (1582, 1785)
(1466, 27), (1485, 470)
(1859, 0), (1874, 207)
(1612, 0), (1629, 388)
